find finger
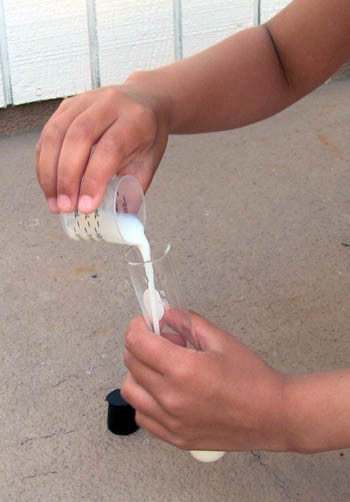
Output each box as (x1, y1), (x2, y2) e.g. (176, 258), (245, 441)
(161, 331), (187, 347)
(163, 308), (198, 348)
(126, 315), (150, 335)
(122, 374), (179, 438)
(124, 348), (164, 390)
(35, 101), (65, 211)
(125, 316), (188, 375)
(189, 311), (239, 352)
(117, 161), (156, 194)
(36, 98), (92, 211)
(134, 411), (177, 446)
(35, 139), (55, 209)
(50, 96), (76, 118)
(118, 113), (168, 194)
(56, 102), (122, 212)
(121, 372), (165, 418)
(77, 115), (150, 213)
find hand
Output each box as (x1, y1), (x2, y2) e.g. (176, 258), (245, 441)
(122, 313), (289, 453)
(35, 78), (169, 213)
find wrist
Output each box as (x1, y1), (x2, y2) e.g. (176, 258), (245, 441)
(237, 369), (292, 453)
(282, 370), (350, 454)
(125, 69), (175, 133)
(258, 371), (292, 452)
(282, 374), (322, 454)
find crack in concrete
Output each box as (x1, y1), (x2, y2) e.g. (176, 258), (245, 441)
(20, 428), (75, 445)
(52, 378), (67, 387)
(250, 451), (292, 500)
(21, 470), (57, 481)
(52, 373), (79, 387)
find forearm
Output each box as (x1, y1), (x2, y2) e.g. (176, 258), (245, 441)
(285, 369), (350, 453)
(127, 0), (350, 135)
(127, 25), (295, 134)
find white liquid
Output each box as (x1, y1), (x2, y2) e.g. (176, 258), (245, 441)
(116, 213), (160, 335)
(190, 450), (226, 462)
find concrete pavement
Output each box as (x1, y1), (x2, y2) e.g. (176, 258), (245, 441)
(1, 80), (350, 501)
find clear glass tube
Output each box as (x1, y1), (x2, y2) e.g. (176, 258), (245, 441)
(126, 241), (225, 462)
(126, 241), (193, 343)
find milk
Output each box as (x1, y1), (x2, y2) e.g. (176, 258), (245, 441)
(116, 213), (160, 335)
(189, 450), (226, 462)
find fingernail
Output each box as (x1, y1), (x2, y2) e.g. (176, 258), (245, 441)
(57, 195), (72, 211)
(47, 198), (59, 212)
(78, 195), (93, 213)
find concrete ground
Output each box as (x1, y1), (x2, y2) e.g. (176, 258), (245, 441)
(1, 80), (350, 502)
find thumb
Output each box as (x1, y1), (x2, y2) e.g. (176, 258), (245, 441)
(189, 311), (229, 352)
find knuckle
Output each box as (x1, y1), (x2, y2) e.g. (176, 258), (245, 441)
(35, 140), (41, 156)
(126, 317), (144, 335)
(124, 317), (145, 350)
(102, 85), (119, 102)
(35, 152), (42, 181)
(66, 120), (94, 143)
(168, 416), (183, 435)
(56, 172), (77, 195)
(120, 381), (131, 402)
(37, 174), (51, 193)
(132, 104), (157, 134)
(162, 393), (183, 416)
(99, 132), (125, 157)
(124, 328), (134, 349)
(56, 97), (71, 112)
(41, 119), (63, 145)
(134, 410), (145, 428)
(123, 350), (131, 368)
(171, 435), (188, 450)
(57, 94), (90, 117)
(80, 173), (104, 194)
(126, 70), (146, 84)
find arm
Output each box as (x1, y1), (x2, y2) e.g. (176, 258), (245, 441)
(36, 0), (350, 212)
(129, 0), (350, 133)
(122, 314), (350, 454)
(285, 369), (350, 453)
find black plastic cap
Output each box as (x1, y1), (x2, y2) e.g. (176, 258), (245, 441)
(106, 388), (139, 435)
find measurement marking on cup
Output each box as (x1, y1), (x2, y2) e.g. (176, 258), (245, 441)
(61, 176), (146, 246)
(122, 196), (128, 212)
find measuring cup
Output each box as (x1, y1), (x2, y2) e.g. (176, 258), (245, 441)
(60, 175), (146, 243)
(126, 241), (226, 463)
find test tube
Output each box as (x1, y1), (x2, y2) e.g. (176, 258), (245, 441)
(126, 241), (225, 462)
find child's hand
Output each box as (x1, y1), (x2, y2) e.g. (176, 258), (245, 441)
(121, 313), (289, 453)
(35, 80), (169, 213)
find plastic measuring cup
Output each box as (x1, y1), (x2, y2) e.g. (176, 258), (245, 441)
(60, 175), (146, 243)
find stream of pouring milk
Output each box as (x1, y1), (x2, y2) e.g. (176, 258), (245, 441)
(116, 213), (160, 335)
